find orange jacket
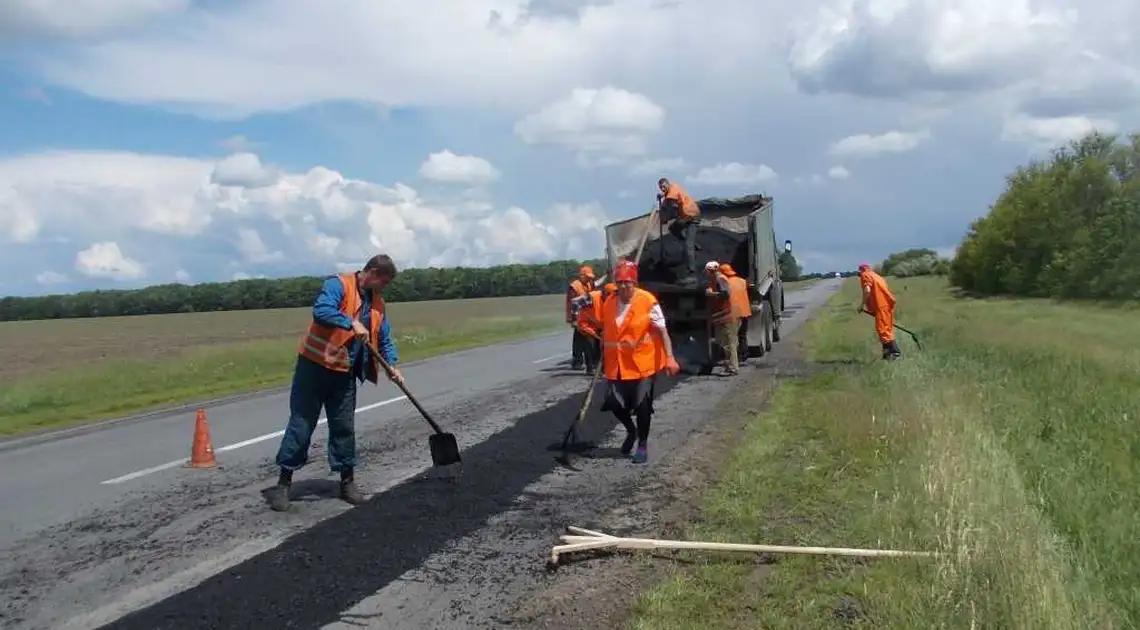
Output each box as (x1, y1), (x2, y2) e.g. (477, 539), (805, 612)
(576, 289), (604, 337)
(565, 278), (593, 322)
(297, 273), (384, 382)
(601, 288), (667, 381)
(707, 272), (750, 324)
(860, 269), (896, 312)
(662, 182), (700, 221)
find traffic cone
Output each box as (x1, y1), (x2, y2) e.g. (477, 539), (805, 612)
(189, 408), (217, 469)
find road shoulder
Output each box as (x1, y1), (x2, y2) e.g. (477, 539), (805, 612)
(503, 324), (822, 628)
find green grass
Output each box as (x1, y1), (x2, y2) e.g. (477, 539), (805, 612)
(0, 295), (565, 437)
(630, 276), (1140, 629)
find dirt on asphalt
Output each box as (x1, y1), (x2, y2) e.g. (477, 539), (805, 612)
(0, 285), (831, 630)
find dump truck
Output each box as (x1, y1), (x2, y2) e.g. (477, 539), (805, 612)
(603, 194), (790, 375)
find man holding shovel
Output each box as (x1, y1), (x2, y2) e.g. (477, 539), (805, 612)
(857, 262), (902, 360)
(267, 254), (405, 512)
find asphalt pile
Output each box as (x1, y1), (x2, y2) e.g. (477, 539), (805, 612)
(637, 225), (750, 284)
(95, 374), (687, 630)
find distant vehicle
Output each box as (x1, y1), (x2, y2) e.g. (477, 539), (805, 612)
(602, 194), (786, 375)
(835, 272), (841, 278)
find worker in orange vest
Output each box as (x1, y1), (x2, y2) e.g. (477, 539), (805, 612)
(565, 265), (597, 369)
(718, 263), (750, 364)
(657, 177), (702, 286)
(704, 261), (751, 375)
(858, 263), (901, 360)
(597, 260), (681, 463)
(267, 254), (405, 512)
(575, 282), (617, 374)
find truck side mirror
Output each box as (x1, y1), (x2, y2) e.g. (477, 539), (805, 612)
(783, 240), (793, 253)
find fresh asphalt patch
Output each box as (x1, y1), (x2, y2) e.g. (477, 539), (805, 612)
(97, 375), (688, 630)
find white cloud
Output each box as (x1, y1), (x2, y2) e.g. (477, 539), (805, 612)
(211, 152), (280, 188)
(829, 130), (931, 158)
(174, 269), (191, 283)
(0, 149), (611, 288)
(0, 0), (190, 40)
(687, 162), (778, 186)
(74, 242), (146, 280)
(35, 270), (68, 285)
(515, 87), (665, 165)
(827, 165), (850, 179)
(627, 157), (687, 178)
(1000, 114), (1119, 147)
(419, 150), (501, 184)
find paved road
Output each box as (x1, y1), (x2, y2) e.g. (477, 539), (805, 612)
(0, 279), (842, 630)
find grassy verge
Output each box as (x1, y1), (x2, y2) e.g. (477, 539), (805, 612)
(631, 276), (1140, 629)
(784, 278), (822, 290)
(0, 314), (562, 437)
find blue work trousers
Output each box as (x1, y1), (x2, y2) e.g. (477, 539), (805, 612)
(275, 355), (358, 472)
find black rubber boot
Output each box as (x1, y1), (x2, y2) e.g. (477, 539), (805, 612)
(888, 340), (902, 359)
(268, 469), (292, 512)
(881, 342), (892, 360)
(339, 469), (366, 506)
(620, 431), (637, 456)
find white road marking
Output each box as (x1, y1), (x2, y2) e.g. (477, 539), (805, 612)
(531, 353), (568, 364)
(99, 396), (407, 485)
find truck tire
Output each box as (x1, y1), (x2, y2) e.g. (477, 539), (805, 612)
(763, 301), (774, 352)
(746, 309), (766, 358)
(772, 294), (783, 343)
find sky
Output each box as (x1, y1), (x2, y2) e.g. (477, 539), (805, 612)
(1, 0), (1137, 296)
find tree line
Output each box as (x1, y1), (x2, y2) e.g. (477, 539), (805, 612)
(0, 259), (607, 321)
(951, 130), (1140, 299)
(879, 248), (950, 277)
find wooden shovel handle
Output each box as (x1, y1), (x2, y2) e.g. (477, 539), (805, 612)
(363, 341), (447, 436)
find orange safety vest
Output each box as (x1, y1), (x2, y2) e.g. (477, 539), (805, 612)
(576, 289), (604, 337)
(663, 183), (700, 221)
(707, 273), (750, 324)
(601, 288), (666, 381)
(566, 278), (592, 322)
(297, 273), (384, 382)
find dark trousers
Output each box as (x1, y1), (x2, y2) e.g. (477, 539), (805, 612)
(582, 335), (601, 371)
(601, 377), (656, 444)
(275, 356), (358, 473)
(667, 219), (699, 274)
(571, 328), (588, 367)
(738, 316), (750, 362)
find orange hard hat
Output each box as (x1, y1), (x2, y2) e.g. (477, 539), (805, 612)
(719, 263), (736, 276)
(579, 265), (595, 278)
(603, 282), (617, 293)
(614, 262), (638, 283)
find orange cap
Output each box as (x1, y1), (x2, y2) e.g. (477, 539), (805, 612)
(614, 262), (638, 283)
(719, 263), (736, 276)
(603, 282), (617, 293)
(579, 265), (595, 278)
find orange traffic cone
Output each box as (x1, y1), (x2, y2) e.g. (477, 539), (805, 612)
(189, 408), (217, 469)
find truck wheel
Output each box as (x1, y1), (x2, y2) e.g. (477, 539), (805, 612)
(772, 300), (782, 343)
(763, 302), (774, 352)
(746, 310), (765, 358)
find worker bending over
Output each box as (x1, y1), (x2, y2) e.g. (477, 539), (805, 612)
(718, 263), (750, 364)
(569, 262), (680, 463)
(858, 263), (902, 360)
(267, 254), (405, 512)
(575, 282), (617, 374)
(565, 265), (596, 370)
(704, 261), (750, 375)
(657, 177), (701, 285)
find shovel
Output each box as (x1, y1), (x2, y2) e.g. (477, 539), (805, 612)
(364, 343), (461, 467)
(894, 323), (923, 351)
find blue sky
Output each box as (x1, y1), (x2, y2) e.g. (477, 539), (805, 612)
(1, 0), (1138, 296)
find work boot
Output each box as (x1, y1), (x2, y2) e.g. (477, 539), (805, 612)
(339, 469), (367, 506)
(268, 469), (292, 512)
(620, 431), (637, 456)
(881, 342), (892, 360)
(632, 443), (648, 464)
(888, 340), (902, 360)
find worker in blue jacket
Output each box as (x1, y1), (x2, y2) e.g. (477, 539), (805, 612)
(267, 254), (403, 512)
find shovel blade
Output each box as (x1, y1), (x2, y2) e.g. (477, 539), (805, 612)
(428, 432), (461, 466)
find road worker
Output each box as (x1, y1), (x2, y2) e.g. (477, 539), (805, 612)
(598, 260), (681, 463)
(718, 263), (750, 364)
(704, 261), (749, 375)
(656, 177), (701, 285)
(565, 265), (597, 369)
(575, 282), (617, 373)
(267, 254), (405, 512)
(858, 262), (902, 360)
